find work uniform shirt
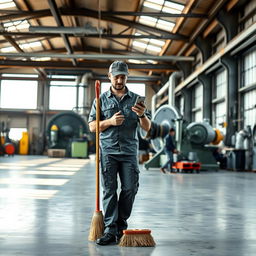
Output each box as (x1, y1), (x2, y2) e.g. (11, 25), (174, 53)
(88, 87), (150, 155)
(165, 134), (176, 152)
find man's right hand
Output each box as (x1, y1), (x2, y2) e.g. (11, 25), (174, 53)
(110, 111), (125, 126)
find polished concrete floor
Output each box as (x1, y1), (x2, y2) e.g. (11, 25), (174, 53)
(0, 155), (256, 256)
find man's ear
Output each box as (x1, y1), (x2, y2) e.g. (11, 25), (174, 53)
(108, 73), (111, 80)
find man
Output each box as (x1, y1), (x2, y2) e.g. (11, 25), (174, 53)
(160, 128), (178, 174)
(88, 61), (151, 245)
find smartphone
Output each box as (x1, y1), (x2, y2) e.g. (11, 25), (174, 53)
(134, 96), (146, 106)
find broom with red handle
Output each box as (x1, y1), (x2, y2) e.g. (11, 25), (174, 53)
(88, 80), (104, 241)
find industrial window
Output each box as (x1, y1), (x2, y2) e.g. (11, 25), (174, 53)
(241, 49), (256, 128)
(212, 70), (227, 133)
(49, 76), (78, 110)
(242, 50), (256, 87)
(0, 75), (38, 109)
(192, 84), (203, 122)
(239, 1), (256, 31)
(101, 83), (145, 96)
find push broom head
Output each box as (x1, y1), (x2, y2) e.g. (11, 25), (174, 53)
(88, 210), (104, 241)
(119, 229), (156, 247)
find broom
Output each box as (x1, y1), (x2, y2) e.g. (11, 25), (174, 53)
(88, 80), (104, 241)
(119, 229), (156, 247)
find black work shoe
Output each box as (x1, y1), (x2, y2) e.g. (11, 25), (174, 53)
(116, 231), (123, 242)
(96, 233), (117, 246)
(160, 168), (166, 174)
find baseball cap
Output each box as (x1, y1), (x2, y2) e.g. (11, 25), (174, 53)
(109, 61), (129, 76)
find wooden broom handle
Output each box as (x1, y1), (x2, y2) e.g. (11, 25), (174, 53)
(95, 80), (100, 212)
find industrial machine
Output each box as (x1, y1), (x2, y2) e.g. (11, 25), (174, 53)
(46, 111), (90, 158)
(0, 121), (16, 156)
(227, 124), (256, 171)
(141, 105), (223, 171)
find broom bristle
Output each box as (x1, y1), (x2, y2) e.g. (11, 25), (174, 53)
(88, 211), (104, 241)
(119, 229), (156, 247)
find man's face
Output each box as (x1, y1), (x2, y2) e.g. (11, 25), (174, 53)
(108, 73), (127, 91)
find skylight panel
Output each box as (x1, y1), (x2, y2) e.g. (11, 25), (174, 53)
(146, 44), (162, 53)
(0, 41), (42, 53)
(0, 0), (16, 9)
(135, 32), (164, 47)
(21, 41), (42, 49)
(133, 40), (162, 53)
(128, 59), (148, 64)
(132, 41), (148, 50)
(156, 19), (175, 31)
(145, 0), (164, 5)
(3, 20), (30, 32)
(139, 16), (158, 27)
(143, 1), (162, 11)
(149, 38), (165, 46)
(0, 46), (16, 53)
(164, 1), (184, 12)
(31, 57), (51, 61)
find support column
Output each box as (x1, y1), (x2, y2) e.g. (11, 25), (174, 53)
(177, 62), (192, 78)
(217, 9), (238, 41)
(221, 55), (238, 146)
(182, 88), (192, 123)
(195, 36), (212, 62)
(198, 74), (212, 121)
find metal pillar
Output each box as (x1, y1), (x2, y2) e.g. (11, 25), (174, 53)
(195, 36), (212, 62)
(198, 74), (212, 121)
(182, 88), (192, 123)
(221, 55), (238, 146)
(217, 9), (238, 41)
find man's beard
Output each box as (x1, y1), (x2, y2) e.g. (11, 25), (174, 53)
(112, 84), (125, 90)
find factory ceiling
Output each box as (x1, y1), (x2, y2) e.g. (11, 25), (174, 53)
(0, 0), (242, 85)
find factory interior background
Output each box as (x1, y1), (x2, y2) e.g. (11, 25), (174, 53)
(0, 0), (256, 255)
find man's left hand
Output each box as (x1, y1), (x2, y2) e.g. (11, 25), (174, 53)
(131, 102), (146, 117)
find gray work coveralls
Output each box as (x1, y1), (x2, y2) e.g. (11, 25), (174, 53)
(88, 88), (150, 236)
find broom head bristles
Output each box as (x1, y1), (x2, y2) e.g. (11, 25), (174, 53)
(119, 229), (156, 247)
(88, 210), (104, 241)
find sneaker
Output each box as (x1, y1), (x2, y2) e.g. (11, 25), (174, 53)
(96, 233), (117, 246)
(160, 168), (166, 174)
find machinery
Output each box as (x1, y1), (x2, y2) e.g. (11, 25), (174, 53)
(227, 125), (256, 171)
(46, 111), (90, 158)
(0, 121), (16, 156)
(141, 105), (223, 171)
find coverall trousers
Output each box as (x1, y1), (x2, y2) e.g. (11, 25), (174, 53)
(100, 153), (139, 235)
(161, 149), (174, 172)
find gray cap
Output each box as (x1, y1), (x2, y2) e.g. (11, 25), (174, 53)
(109, 61), (129, 76)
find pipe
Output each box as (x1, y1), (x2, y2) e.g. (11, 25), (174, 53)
(29, 25), (104, 35)
(80, 73), (93, 115)
(168, 71), (182, 106)
(151, 71), (181, 116)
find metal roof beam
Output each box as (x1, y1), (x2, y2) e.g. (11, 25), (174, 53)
(47, 0), (77, 66)
(0, 7), (187, 37)
(0, 52), (194, 61)
(0, 30), (188, 40)
(0, 60), (178, 71)
(28, 27), (188, 40)
(0, 9), (207, 22)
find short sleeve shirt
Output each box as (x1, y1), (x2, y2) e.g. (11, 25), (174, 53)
(88, 87), (150, 155)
